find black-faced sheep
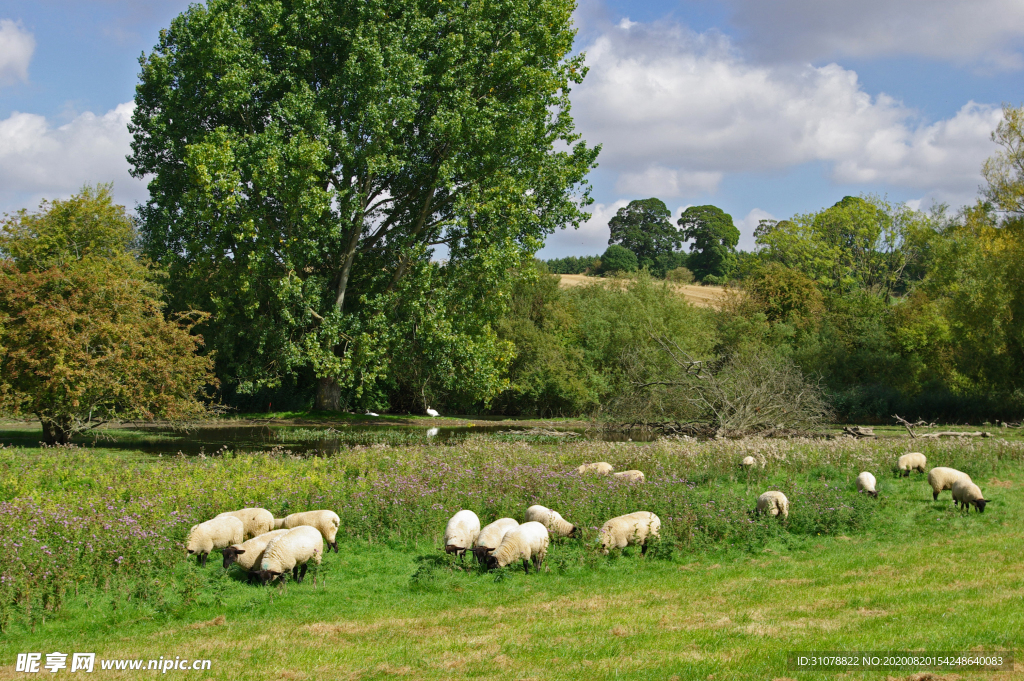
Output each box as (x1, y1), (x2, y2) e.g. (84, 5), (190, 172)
(927, 467), (971, 501)
(485, 521), (549, 573)
(756, 491), (789, 519)
(443, 510), (481, 558)
(524, 505), (580, 538)
(952, 478), (990, 513)
(186, 516), (244, 567)
(598, 512), (661, 555)
(472, 518), (519, 563)
(856, 471), (878, 498)
(897, 452), (927, 477)
(254, 526), (323, 584)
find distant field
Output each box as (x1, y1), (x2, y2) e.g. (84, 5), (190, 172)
(557, 274), (730, 308)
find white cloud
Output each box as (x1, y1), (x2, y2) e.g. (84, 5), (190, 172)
(536, 199), (628, 258)
(0, 19), (35, 86)
(0, 102), (148, 214)
(735, 208), (774, 251)
(726, 0), (1024, 69)
(571, 20), (1001, 205)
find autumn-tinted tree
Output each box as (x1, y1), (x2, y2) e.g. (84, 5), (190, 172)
(0, 187), (216, 444)
(607, 198), (683, 275)
(129, 0), (598, 412)
(677, 205), (739, 282)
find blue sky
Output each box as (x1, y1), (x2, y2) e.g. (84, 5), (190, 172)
(2, 1), (1023, 256)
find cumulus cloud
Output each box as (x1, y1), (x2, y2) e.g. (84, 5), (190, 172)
(725, 0), (1024, 69)
(0, 19), (35, 86)
(0, 102), (148, 214)
(571, 20), (1001, 205)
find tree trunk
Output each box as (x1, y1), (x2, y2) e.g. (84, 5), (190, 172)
(41, 417), (73, 445)
(315, 377), (341, 412)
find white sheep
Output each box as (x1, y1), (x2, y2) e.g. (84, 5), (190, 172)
(855, 471), (878, 498)
(185, 515), (244, 567)
(598, 512), (661, 556)
(613, 470), (645, 483)
(278, 510), (341, 552)
(952, 478), (990, 513)
(756, 491), (789, 519)
(215, 507), (274, 540)
(927, 467), (972, 501)
(472, 518), (519, 563)
(897, 452), (927, 477)
(443, 510), (481, 558)
(741, 456), (756, 468)
(221, 529), (290, 579)
(577, 462), (614, 475)
(255, 526), (324, 584)
(486, 521), (549, 573)
(524, 505), (579, 538)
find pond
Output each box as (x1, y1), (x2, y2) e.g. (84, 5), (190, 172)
(0, 422), (658, 455)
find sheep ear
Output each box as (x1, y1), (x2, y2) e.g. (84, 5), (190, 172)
(235, 549), (245, 555)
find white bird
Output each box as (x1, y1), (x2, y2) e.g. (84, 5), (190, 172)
(365, 411), (379, 417)
(426, 407), (440, 418)
(426, 427), (439, 437)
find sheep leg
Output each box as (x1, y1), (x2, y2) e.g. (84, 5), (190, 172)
(522, 558), (530, 574)
(297, 564), (308, 583)
(933, 491), (939, 501)
(641, 543), (648, 556)
(331, 541), (338, 553)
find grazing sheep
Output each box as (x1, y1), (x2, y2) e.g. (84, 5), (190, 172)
(927, 467), (972, 501)
(524, 505), (580, 538)
(577, 462), (614, 476)
(897, 452), (927, 477)
(279, 510), (341, 552)
(216, 508), (274, 541)
(472, 518), (519, 563)
(185, 516), (244, 567)
(221, 529), (290, 580)
(255, 526), (324, 584)
(613, 470), (645, 483)
(443, 510), (481, 558)
(855, 471), (878, 498)
(486, 521), (549, 573)
(741, 456), (756, 468)
(952, 478), (990, 513)
(756, 491), (790, 519)
(273, 518), (286, 530)
(598, 512), (661, 555)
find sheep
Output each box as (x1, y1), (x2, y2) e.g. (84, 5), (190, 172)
(756, 491), (789, 519)
(577, 462), (614, 476)
(598, 512), (661, 556)
(897, 452), (927, 477)
(927, 467), (972, 501)
(613, 470), (645, 483)
(254, 526), (324, 584)
(221, 529), (290, 580)
(524, 505), (580, 538)
(471, 518), (519, 563)
(856, 471), (878, 498)
(278, 510), (341, 552)
(443, 510), (481, 558)
(485, 521), (549, 573)
(215, 507), (274, 541)
(185, 515), (244, 567)
(741, 456), (756, 468)
(952, 478), (990, 513)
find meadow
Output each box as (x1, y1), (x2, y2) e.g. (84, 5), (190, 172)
(0, 435), (1022, 679)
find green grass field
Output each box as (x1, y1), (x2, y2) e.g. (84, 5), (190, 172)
(0, 436), (1022, 680)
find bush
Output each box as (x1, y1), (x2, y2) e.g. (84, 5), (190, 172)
(599, 245), (638, 274)
(665, 267), (694, 284)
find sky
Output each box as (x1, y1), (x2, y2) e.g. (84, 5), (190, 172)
(2, 1), (1023, 257)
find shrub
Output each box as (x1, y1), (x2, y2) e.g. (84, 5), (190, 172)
(665, 267), (694, 284)
(599, 245), (638, 274)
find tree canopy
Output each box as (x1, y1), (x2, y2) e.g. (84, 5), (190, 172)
(129, 0), (598, 411)
(0, 187), (216, 443)
(677, 205), (739, 282)
(607, 198), (682, 274)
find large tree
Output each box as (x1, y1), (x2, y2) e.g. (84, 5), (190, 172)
(677, 205), (739, 282)
(0, 187), (216, 444)
(606, 198), (682, 274)
(129, 0), (598, 411)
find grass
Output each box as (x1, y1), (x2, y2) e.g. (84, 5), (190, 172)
(1, 437), (1022, 679)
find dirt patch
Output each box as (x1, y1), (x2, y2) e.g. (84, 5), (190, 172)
(988, 478), (1014, 488)
(857, 607), (888, 616)
(188, 615), (226, 629)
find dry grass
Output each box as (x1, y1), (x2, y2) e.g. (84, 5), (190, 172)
(556, 274), (731, 308)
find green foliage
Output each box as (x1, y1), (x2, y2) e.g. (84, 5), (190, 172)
(677, 205), (739, 281)
(544, 255), (600, 274)
(665, 266), (694, 284)
(607, 198), (684, 274)
(982, 103), (1024, 217)
(0, 188), (217, 443)
(598, 244), (638, 273)
(130, 0), (599, 412)
(742, 262), (824, 325)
